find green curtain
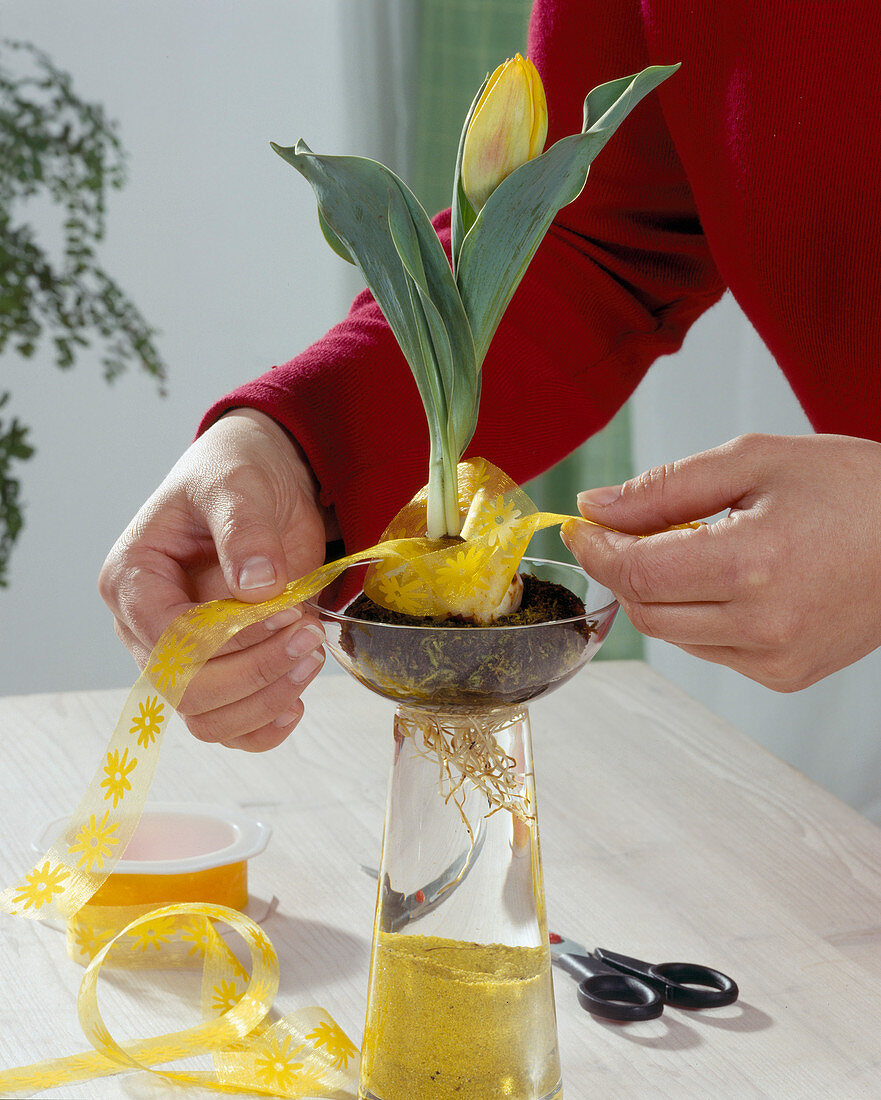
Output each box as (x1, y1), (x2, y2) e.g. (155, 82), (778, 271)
(409, 0), (642, 660)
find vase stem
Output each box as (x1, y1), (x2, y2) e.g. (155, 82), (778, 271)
(359, 704), (562, 1100)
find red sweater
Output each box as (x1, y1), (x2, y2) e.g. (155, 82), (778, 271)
(201, 0), (881, 554)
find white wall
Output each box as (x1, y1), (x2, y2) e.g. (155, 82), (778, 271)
(632, 295), (881, 823)
(0, 1), (367, 694)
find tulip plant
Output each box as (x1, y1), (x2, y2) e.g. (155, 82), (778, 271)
(273, 56), (678, 542)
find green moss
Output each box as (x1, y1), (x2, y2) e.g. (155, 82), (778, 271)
(340, 576), (594, 708)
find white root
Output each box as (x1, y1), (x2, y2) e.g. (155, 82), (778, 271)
(397, 707), (534, 826)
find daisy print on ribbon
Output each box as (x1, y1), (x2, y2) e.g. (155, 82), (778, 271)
(187, 598), (237, 632)
(210, 979), (242, 1015)
(100, 747), (138, 808)
(71, 917), (110, 962)
(251, 927), (278, 970)
(179, 916), (211, 959)
(375, 569), (424, 615)
(67, 809), (120, 871)
(436, 544), (491, 590)
(149, 633), (195, 696)
(477, 494), (529, 550)
(87, 1022), (117, 1057)
(306, 1018), (359, 1070)
(254, 1034), (304, 1094)
(129, 695), (165, 749)
(127, 914), (176, 952)
(458, 457), (492, 509)
(12, 860), (69, 911)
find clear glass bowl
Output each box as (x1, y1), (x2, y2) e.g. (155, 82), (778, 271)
(309, 557), (618, 710)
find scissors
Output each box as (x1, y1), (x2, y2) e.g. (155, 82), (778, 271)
(550, 932), (738, 1022)
(361, 816), (488, 933)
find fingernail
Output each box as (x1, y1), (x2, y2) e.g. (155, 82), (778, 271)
(289, 651), (324, 684)
(577, 486), (622, 510)
(560, 520), (578, 552)
(285, 623), (325, 659)
(273, 708), (301, 728)
(239, 556), (277, 591)
(264, 607), (303, 631)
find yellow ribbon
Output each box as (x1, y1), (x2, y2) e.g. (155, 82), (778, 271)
(1, 902), (357, 1097)
(0, 458), (696, 1095)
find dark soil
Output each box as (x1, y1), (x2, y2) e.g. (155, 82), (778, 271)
(339, 575), (595, 709)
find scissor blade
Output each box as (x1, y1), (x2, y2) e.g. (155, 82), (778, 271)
(359, 816), (488, 930)
(594, 947), (654, 979)
(549, 932), (590, 960)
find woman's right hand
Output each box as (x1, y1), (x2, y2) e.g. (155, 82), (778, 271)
(99, 408), (337, 752)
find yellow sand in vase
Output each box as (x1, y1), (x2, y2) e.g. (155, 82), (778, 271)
(360, 932), (561, 1099)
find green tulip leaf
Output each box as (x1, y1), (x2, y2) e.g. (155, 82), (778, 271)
(273, 142), (426, 372)
(272, 139), (478, 535)
(583, 63), (679, 133)
(316, 206), (355, 265)
(456, 64), (680, 365)
(385, 181), (455, 471)
(387, 180), (478, 457)
(450, 76), (487, 277)
(272, 139), (472, 397)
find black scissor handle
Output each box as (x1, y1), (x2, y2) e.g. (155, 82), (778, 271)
(576, 973), (664, 1022)
(649, 961), (739, 1009)
(555, 951), (664, 1022)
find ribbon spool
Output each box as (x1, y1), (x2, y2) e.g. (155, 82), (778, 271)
(32, 803), (271, 968)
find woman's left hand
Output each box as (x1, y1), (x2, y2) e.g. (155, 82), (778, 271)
(561, 433), (881, 691)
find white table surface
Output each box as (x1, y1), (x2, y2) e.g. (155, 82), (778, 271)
(1, 662), (880, 1098)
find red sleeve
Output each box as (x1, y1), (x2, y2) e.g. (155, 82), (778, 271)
(199, 0), (724, 554)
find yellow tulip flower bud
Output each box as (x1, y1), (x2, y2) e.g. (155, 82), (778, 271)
(461, 53), (548, 212)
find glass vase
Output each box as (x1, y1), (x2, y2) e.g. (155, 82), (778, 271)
(313, 559), (617, 1100)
